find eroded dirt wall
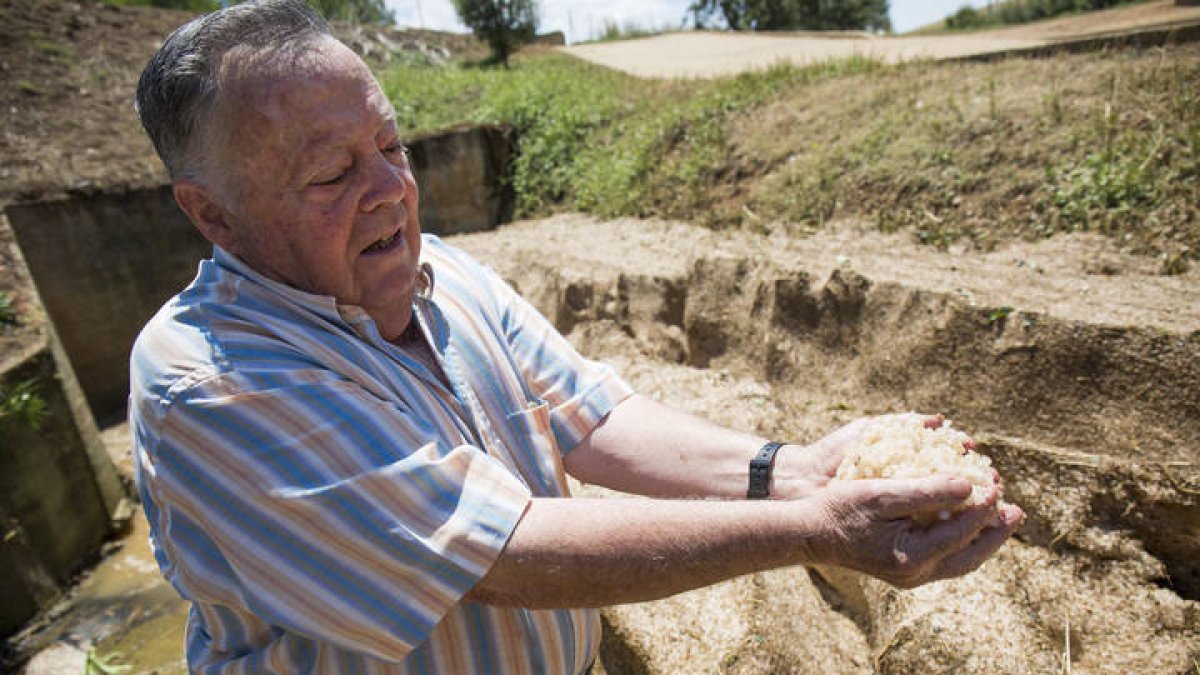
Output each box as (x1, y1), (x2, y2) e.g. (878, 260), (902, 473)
(454, 216), (1200, 674)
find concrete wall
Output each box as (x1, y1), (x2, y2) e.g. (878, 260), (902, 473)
(0, 284), (124, 638)
(6, 187), (211, 421)
(5, 124), (517, 423)
(0, 122), (514, 637)
(409, 124), (515, 236)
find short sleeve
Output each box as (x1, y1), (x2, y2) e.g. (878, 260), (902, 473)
(140, 369), (532, 663)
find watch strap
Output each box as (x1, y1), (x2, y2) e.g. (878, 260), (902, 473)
(747, 441), (785, 499)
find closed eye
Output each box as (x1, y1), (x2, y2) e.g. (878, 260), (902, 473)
(311, 168), (349, 187)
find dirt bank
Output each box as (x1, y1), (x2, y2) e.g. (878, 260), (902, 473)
(453, 215), (1199, 674)
(8, 213), (1198, 673)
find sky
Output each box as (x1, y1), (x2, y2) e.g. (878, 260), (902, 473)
(385, 0), (996, 43)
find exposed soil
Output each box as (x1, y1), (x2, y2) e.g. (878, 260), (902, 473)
(453, 215), (1200, 674)
(0, 0), (487, 204)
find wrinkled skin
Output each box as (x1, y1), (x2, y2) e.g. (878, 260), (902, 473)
(172, 36), (423, 340)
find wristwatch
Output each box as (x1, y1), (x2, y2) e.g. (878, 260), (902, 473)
(747, 441), (785, 499)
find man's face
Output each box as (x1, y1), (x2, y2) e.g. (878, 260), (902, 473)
(205, 38), (421, 334)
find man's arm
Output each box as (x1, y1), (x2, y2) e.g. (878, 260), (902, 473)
(467, 475), (1022, 608)
(466, 394), (1023, 609)
(563, 394), (855, 500)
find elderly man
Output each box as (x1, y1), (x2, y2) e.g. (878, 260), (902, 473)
(130, 1), (1022, 672)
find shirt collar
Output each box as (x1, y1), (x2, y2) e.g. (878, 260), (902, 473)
(211, 246), (436, 324)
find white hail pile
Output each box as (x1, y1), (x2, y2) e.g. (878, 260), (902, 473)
(833, 416), (1002, 526)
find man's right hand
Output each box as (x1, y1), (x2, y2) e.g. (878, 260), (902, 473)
(800, 475), (1023, 588)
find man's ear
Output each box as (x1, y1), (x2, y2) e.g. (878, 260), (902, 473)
(173, 179), (236, 250)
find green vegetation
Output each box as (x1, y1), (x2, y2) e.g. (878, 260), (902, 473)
(34, 40), (78, 61)
(591, 18), (671, 43)
(0, 292), (17, 325)
(85, 649), (132, 675)
(944, 0), (1134, 31)
(988, 306), (1015, 324)
(383, 53), (880, 219)
(689, 0), (890, 32)
(0, 379), (49, 431)
(382, 44), (1199, 269)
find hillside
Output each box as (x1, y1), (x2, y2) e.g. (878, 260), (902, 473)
(2, 0), (1197, 273)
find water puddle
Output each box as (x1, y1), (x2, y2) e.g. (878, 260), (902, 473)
(5, 424), (188, 674)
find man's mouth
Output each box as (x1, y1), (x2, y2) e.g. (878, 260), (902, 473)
(364, 232), (400, 254)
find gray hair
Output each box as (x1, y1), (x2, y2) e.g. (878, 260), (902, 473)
(135, 0), (332, 179)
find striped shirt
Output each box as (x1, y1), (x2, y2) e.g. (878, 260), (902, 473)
(129, 235), (633, 674)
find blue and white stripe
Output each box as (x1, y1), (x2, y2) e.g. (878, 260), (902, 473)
(130, 235), (632, 673)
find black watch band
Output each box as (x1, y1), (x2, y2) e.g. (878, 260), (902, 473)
(747, 441), (785, 499)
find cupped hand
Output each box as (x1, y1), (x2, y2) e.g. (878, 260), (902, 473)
(772, 412), (948, 500)
(801, 474), (1024, 588)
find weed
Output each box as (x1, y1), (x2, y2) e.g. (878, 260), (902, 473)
(986, 76), (998, 120)
(383, 53), (880, 220)
(85, 649), (131, 675)
(1046, 150), (1153, 230)
(589, 19), (669, 43)
(987, 306), (1015, 324)
(1043, 84), (1064, 126)
(915, 220), (958, 249)
(0, 379), (49, 431)
(34, 40), (76, 61)
(0, 292), (16, 325)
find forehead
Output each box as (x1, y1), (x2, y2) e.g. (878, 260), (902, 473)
(216, 38), (394, 151)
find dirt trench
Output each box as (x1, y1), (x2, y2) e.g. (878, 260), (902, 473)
(454, 215), (1200, 674)
(12, 213), (1198, 673)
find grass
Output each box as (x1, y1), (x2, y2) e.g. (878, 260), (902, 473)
(585, 18), (673, 44)
(921, 0), (1144, 34)
(0, 292), (17, 325)
(383, 53), (881, 221)
(34, 40), (77, 61)
(381, 44), (1199, 268)
(0, 379), (49, 431)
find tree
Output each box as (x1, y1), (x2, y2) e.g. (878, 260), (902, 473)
(689, 0), (891, 33)
(452, 0), (539, 67)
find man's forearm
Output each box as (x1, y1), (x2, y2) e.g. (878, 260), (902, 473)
(465, 496), (816, 609)
(468, 475), (1017, 608)
(564, 395), (771, 499)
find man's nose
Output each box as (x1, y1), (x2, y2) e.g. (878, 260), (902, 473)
(360, 151), (411, 213)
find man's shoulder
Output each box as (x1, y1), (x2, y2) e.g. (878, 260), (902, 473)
(130, 259), (325, 396)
